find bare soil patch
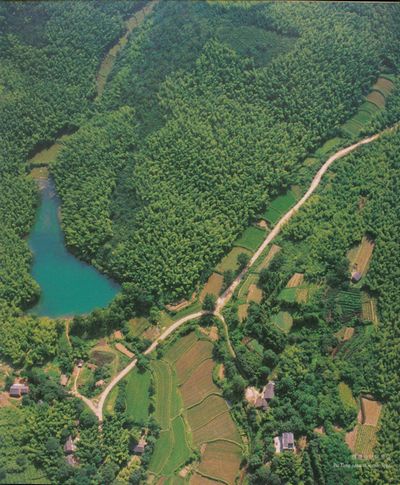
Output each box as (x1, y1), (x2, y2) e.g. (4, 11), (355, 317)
(361, 397), (382, 426)
(286, 273), (304, 288)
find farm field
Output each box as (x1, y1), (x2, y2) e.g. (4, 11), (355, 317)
(315, 137), (344, 157)
(338, 382), (358, 410)
(199, 273), (224, 302)
(247, 283), (263, 304)
(150, 332), (242, 482)
(215, 246), (252, 273)
(361, 293), (378, 324)
(263, 189), (298, 224)
(125, 369), (151, 422)
(286, 273), (304, 288)
(197, 440), (243, 484)
(349, 236), (375, 277)
(238, 303), (250, 322)
(354, 424), (378, 459)
(233, 226), (266, 252)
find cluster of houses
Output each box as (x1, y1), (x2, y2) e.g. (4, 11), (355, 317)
(245, 380), (296, 454)
(9, 382), (29, 398)
(64, 436), (79, 466)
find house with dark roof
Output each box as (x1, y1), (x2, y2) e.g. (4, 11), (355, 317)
(254, 380), (275, 410)
(351, 271), (362, 283)
(64, 436), (77, 454)
(9, 383), (29, 398)
(274, 432), (296, 453)
(133, 436), (147, 454)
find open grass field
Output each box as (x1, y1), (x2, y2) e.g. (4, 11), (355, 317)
(125, 369), (151, 422)
(199, 273), (224, 302)
(192, 411), (242, 446)
(233, 226), (266, 252)
(215, 247), (252, 274)
(175, 340), (214, 385)
(272, 311), (293, 333)
(263, 189), (297, 224)
(277, 287), (297, 303)
(180, 359), (219, 408)
(2, 466), (50, 484)
(187, 394), (228, 430)
(361, 397), (382, 426)
(128, 316), (149, 337)
(315, 137), (343, 157)
(354, 424), (378, 459)
(197, 440), (243, 485)
(338, 382), (357, 410)
(286, 273), (304, 288)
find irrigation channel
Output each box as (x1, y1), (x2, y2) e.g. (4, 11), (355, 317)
(73, 124), (398, 421)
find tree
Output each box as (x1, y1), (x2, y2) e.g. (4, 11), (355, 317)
(237, 252), (250, 271)
(202, 294), (216, 312)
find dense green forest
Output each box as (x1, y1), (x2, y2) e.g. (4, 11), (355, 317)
(1, 1), (400, 484)
(54, 1), (399, 304)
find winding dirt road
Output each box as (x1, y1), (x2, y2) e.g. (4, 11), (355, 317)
(74, 126), (395, 422)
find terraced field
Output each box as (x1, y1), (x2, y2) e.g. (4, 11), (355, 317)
(263, 188), (298, 224)
(149, 332), (243, 483)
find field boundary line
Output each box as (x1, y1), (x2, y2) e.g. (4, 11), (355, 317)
(191, 409), (230, 432)
(195, 470), (229, 485)
(186, 392), (225, 410)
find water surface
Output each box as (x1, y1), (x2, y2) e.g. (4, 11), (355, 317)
(28, 177), (119, 317)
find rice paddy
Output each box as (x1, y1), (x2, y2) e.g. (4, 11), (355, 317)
(263, 189), (298, 224)
(233, 226), (266, 252)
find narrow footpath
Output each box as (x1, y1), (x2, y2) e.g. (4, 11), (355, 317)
(73, 124), (397, 422)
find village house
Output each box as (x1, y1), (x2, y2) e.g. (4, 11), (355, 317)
(274, 432), (296, 453)
(133, 436), (147, 454)
(9, 383), (29, 398)
(60, 374), (69, 387)
(95, 379), (106, 388)
(64, 436), (77, 454)
(351, 271), (362, 283)
(255, 380), (275, 410)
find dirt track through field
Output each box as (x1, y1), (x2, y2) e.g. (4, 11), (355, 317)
(75, 123), (398, 421)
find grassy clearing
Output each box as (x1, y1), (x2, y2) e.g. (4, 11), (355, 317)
(128, 317), (149, 337)
(29, 134), (70, 166)
(199, 272), (224, 302)
(338, 382), (357, 410)
(238, 272), (258, 301)
(233, 226), (266, 252)
(277, 287), (297, 303)
(263, 189), (297, 224)
(198, 440), (242, 485)
(3, 466), (50, 484)
(315, 137), (343, 157)
(271, 311), (293, 333)
(216, 24), (296, 67)
(215, 246), (252, 273)
(125, 369), (151, 422)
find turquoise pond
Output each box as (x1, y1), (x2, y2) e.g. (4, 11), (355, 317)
(28, 177), (119, 317)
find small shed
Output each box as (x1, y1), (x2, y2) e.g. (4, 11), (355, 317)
(281, 432), (295, 451)
(351, 271), (362, 283)
(9, 383), (29, 398)
(133, 437), (147, 454)
(65, 454), (78, 467)
(60, 375), (69, 387)
(263, 381), (275, 401)
(95, 379), (106, 388)
(64, 436), (77, 454)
